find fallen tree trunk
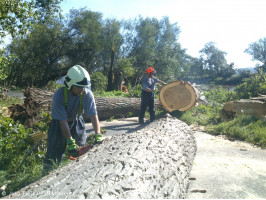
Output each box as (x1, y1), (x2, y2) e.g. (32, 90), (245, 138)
(221, 99), (266, 120)
(8, 87), (162, 127)
(7, 114), (197, 199)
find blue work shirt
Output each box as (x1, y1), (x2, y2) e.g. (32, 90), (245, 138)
(142, 75), (160, 91)
(51, 87), (97, 121)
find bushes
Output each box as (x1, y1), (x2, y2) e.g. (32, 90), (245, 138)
(235, 69), (266, 99)
(0, 114), (46, 195)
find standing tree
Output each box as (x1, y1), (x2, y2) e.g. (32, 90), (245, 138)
(245, 37), (266, 72)
(124, 16), (184, 85)
(199, 42), (234, 80)
(100, 19), (122, 91)
(5, 19), (68, 87)
(64, 9), (103, 73)
(0, 0), (62, 83)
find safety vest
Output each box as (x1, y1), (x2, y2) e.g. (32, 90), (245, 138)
(63, 87), (83, 116)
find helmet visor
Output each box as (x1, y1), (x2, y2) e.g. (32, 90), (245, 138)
(75, 78), (91, 88)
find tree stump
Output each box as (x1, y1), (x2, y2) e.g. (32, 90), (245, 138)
(7, 114), (197, 199)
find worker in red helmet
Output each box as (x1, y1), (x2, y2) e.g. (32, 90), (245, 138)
(139, 66), (165, 124)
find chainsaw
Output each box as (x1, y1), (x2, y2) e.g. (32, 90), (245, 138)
(68, 144), (93, 160)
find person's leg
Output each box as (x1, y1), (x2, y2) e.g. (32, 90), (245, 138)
(149, 94), (155, 122)
(139, 91), (148, 124)
(70, 117), (86, 146)
(43, 119), (66, 175)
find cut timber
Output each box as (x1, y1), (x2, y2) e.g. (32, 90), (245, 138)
(6, 114), (196, 199)
(8, 87), (162, 127)
(221, 99), (266, 120)
(159, 81), (198, 112)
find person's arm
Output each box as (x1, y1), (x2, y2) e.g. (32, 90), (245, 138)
(158, 80), (166, 85)
(90, 114), (101, 134)
(59, 119), (72, 139)
(60, 119), (78, 157)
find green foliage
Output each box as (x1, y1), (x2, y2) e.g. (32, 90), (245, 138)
(91, 71), (107, 92)
(106, 116), (115, 122)
(93, 84), (142, 98)
(206, 115), (266, 148)
(125, 84), (142, 98)
(32, 110), (52, 132)
(245, 37), (266, 72)
(0, 49), (8, 80)
(0, 0), (62, 39)
(178, 104), (222, 126)
(44, 80), (64, 91)
(0, 109), (52, 195)
(0, 95), (23, 108)
(0, 0), (34, 38)
(204, 86), (237, 104)
(0, 114), (43, 194)
(199, 42), (235, 79)
(235, 69), (266, 98)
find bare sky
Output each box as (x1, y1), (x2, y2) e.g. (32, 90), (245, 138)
(61, 0), (266, 68)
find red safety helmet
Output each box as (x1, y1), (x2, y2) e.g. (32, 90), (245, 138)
(146, 67), (156, 74)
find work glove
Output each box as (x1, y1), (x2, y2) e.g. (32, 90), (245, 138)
(94, 133), (103, 144)
(66, 137), (79, 157)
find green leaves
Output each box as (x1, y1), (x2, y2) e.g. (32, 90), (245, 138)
(235, 69), (266, 99)
(245, 37), (266, 68)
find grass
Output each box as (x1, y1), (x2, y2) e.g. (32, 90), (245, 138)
(1, 86), (265, 197)
(205, 115), (266, 147)
(0, 96), (23, 107)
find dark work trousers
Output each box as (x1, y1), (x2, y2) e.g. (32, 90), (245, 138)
(43, 117), (86, 174)
(139, 90), (155, 123)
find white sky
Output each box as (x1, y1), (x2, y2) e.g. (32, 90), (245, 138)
(60, 0), (266, 68)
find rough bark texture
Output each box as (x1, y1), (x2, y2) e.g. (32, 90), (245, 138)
(7, 115), (196, 199)
(221, 99), (266, 120)
(8, 87), (162, 127)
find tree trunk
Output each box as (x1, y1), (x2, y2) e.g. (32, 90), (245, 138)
(6, 114), (197, 199)
(107, 48), (115, 91)
(8, 87), (162, 127)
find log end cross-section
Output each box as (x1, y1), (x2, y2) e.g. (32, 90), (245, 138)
(159, 81), (198, 112)
(7, 115), (197, 199)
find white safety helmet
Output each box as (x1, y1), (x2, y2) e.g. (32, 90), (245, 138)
(64, 65), (91, 89)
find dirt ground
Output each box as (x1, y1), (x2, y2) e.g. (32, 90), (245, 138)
(86, 117), (266, 199)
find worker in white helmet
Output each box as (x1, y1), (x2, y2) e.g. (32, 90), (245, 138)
(43, 65), (102, 175)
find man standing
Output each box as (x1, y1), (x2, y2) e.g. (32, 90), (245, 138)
(43, 65), (102, 174)
(139, 67), (165, 124)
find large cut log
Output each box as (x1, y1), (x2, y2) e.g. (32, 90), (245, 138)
(159, 81), (201, 112)
(7, 114), (197, 199)
(8, 87), (162, 127)
(220, 99), (266, 120)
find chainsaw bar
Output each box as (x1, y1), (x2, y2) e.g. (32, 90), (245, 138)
(68, 144), (92, 160)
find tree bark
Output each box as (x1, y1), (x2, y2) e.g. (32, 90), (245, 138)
(8, 87), (162, 127)
(6, 115), (197, 199)
(107, 48), (115, 91)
